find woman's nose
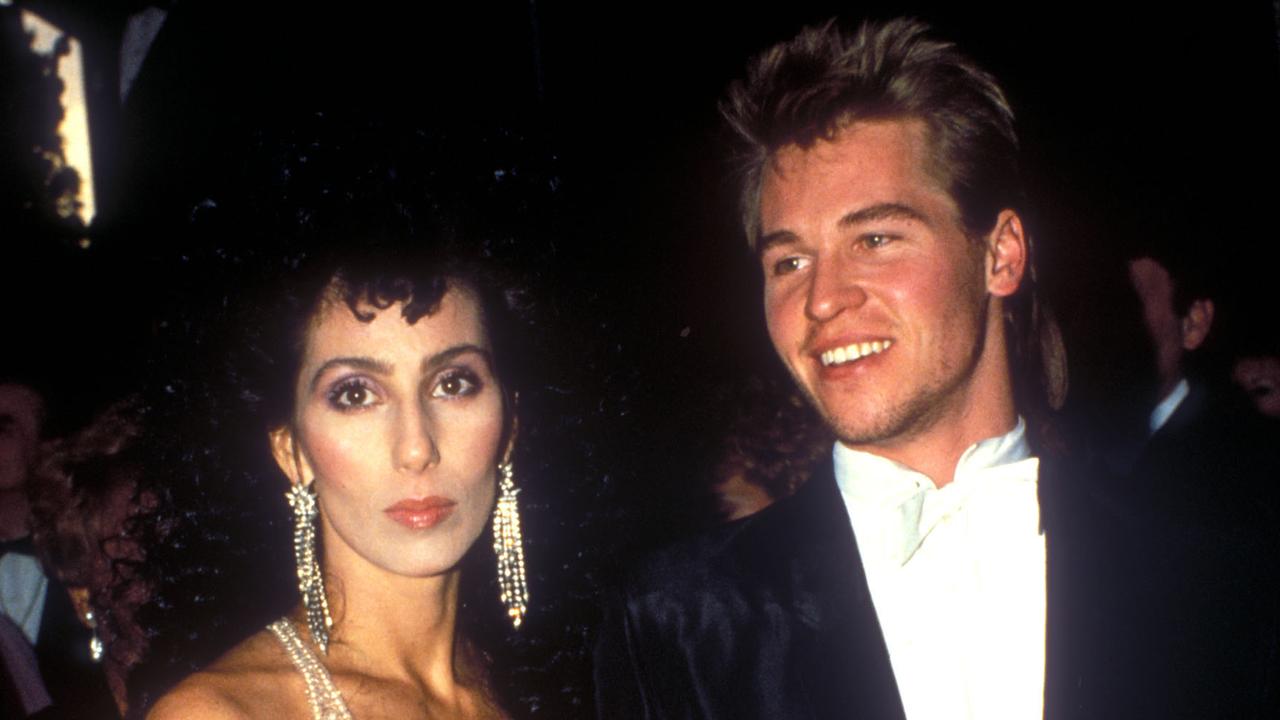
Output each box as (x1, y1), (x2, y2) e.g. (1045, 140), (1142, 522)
(394, 403), (439, 473)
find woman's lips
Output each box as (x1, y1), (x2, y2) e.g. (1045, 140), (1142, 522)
(384, 497), (456, 529)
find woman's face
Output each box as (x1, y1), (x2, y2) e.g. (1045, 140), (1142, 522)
(271, 282), (506, 580)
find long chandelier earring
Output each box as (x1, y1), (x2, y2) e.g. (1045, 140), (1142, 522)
(493, 461), (529, 629)
(84, 609), (104, 662)
(286, 482), (333, 653)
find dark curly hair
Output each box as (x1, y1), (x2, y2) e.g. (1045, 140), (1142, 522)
(29, 396), (151, 715)
(128, 115), (604, 718)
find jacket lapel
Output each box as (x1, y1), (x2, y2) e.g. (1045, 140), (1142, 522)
(783, 458), (907, 720)
(1041, 453), (1129, 720)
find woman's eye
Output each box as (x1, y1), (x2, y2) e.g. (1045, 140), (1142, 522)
(327, 379), (378, 410)
(432, 370), (482, 399)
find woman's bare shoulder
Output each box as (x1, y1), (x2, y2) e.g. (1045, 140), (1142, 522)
(147, 627), (302, 720)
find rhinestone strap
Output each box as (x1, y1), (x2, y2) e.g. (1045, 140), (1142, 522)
(268, 619), (353, 720)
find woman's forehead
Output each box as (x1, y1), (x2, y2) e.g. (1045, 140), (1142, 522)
(302, 283), (490, 365)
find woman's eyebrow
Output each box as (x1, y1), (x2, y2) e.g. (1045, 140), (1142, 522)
(308, 356), (392, 392)
(421, 344), (492, 373)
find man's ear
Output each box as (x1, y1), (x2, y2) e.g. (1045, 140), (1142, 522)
(1181, 298), (1215, 351)
(269, 425), (310, 487)
(985, 209), (1028, 298)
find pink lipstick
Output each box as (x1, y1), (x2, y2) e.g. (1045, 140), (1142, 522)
(384, 497), (456, 529)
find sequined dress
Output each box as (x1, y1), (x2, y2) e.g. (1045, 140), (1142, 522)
(267, 618), (354, 720)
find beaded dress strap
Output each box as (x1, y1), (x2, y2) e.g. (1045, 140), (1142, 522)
(268, 618), (354, 720)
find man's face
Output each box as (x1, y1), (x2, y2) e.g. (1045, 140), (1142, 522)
(0, 384), (43, 491)
(758, 119), (1011, 453)
(1233, 355), (1280, 418)
(1128, 257), (1186, 398)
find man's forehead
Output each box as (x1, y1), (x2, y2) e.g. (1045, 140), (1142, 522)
(1128, 257), (1173, 292)
(766, 117), (931, 178)
(759, 117), (962, 237)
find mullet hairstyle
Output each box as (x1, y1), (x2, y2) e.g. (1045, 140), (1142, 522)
(722, 16), (1067, 419)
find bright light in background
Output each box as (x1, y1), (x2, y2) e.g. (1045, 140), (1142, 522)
(20, 8), (97, 230)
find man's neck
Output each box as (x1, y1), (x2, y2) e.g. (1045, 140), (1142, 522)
(843, 327), (1020, 488)
(0, 488), (31, 541)
(845, 408), (1020, 489)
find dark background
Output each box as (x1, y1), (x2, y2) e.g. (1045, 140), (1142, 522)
(4, 0), (1279, 544)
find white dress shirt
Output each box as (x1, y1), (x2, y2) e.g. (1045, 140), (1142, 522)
(834, 418), (1045, 720)
(0, 551), (47, 644)
(1148, 378), (1189, 435)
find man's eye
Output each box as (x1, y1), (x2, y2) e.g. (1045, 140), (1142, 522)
(432, 370), (481, 399)
(771, 256), (810, 276)
(328, 379), (378, 410)
(861, 234), (892, 249)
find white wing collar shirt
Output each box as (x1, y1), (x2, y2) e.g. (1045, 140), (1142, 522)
(834, 417), (1046, 720)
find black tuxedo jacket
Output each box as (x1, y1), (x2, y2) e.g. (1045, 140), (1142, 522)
(595, 453), (1279, 719)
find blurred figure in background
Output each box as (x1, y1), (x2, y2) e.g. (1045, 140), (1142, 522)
(707, 374), (832, 521)
(1121, 241), (1278, 477)
(1230, 319), (1280, 420)
(1234, 352), (1280, 418)
(1, 375), (116, 718)
(1127, 252), (1214, 437)
(1, 378), (50, 718)
(29, 396), (152, 717)
(1098, 239), (1280, 708)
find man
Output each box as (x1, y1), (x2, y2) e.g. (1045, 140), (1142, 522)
(595, 18), (1277, 719)
(1234, 350), (1280, 419)
(1, 381), (48, 638)
(1109, 250), (1280, 716)
(1127, 253), (1213, 437)
(1, 380), (53, 717)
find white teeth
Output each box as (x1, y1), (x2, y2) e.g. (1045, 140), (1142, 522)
(820, 339), (893, 367)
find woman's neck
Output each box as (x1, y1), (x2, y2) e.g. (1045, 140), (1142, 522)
(321, 559), (465, 685)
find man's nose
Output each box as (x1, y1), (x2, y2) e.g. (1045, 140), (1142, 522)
(805, 257), (867, 321)
(394, 402), (440, 474)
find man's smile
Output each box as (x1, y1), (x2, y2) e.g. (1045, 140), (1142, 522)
(819, 339), (893, 368)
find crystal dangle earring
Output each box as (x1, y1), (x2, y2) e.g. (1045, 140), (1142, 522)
(493, 461), (529, 628)
(85, 609), (104, 662)
(286, 483), (333, 653)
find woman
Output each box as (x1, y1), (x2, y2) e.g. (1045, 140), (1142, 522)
(29, 396), (152, 718)
(132, 121), (597, 718)
(153, 255), (525, 718)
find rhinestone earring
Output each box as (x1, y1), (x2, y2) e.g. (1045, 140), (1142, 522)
(286, 483), (333, 652)
(85, 609), (103, 662)
(493, 461), (529, 628)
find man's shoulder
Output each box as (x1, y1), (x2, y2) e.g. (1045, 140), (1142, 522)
(1146, 382), (1280, 493)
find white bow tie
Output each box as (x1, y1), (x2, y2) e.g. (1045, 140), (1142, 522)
(887, 458), (1040, 566)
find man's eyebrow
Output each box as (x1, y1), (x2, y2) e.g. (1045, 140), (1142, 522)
(839, 202), (929, 228)
(758, 230), (799, 255)
(759, 202), (931, 255)
(308, 356), (393, 392)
